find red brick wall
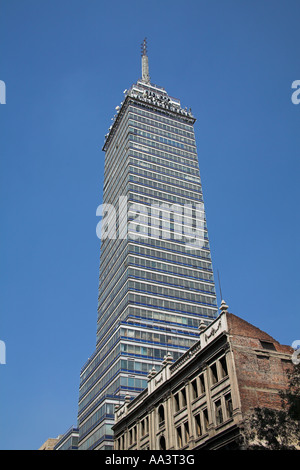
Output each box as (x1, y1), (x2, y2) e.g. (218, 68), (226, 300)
(226, 313), (293, 413)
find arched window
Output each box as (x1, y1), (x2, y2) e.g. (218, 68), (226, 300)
(158, 404), (165, 423)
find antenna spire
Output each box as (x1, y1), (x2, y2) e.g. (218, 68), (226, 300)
(141, 38), (150, 84)
(141, 38), (148, 56)
(217, 269), (223, 301)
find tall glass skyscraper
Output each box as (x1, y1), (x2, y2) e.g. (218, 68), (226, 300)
(77, 40), (218, 450)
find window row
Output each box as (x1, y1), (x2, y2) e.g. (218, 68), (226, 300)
(126, 306), (207, 329)
(134, 128), (196, 154)
(130, 104), (194, 133)
(104, 115), (131, 171)
(79, 351), (123, 413)
(128, 255), (214, 282)
(120, 343), (182, 362)
(131, 141), (198, 170)
(129, 179), (202, 204)
(128, 267), (215, 294)
(80, 331), (121, 389)
(130, 149), (199, 178)
(100, 260), (213, 314)
(79, 423), (113, 451)
(128, 239), (213, 269)
(129, 118), (195, 148)
(97, 293), (130, 335)
(127, 220), (205, 242)
(129, 190), (204, 218)
(99, 235), (212, 305)
(131, 134), (197, 164)
(98, 207), (210, 273)
(128, 292), (217, 318)
(120, 327), (196, 349)
(129, 156), (201, 184)
(78, 403), (114, 440)
(129, 110), (194, 139)
(129, 164), (202, 194)
(128, 280), (217, 306)
(120, 376), (148, 391)
(79, 377), (123, 424)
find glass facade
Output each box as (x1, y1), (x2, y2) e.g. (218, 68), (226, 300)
(77, 68), (218, 449)
(54, 427), (79, 451)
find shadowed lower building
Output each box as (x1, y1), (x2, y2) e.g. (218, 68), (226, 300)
(112, 302), (294, 450)
(77, 40), (218, 450)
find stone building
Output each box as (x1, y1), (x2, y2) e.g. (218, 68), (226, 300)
(38, 436), (62, 450)
(112, 302), (293, 450)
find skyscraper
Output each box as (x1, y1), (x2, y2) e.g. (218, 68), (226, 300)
(77, 40), (218, 450)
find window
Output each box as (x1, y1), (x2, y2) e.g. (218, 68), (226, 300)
(183, 421), (190, 443)
(141, 417), (149, 436)
(191, 379), (198, 399)
(158, 405), (165, 424)
(203, 408), (209, 432)
(129, 426), (136, 446)
(210, 363), (218, 385)
(215, 399), (223, 425)
(199, 374), (205, 394)
(159, 435), (166, 450)
(117, 435), (124, 450)
(220, 356), (228, 378)
(181, 388), (187, 407)
(176, 426), (182, 447)
(195, 414), (202, 437)
(260, 340), (276, 351)
(174, 393), (180, 412)
(225, 393), (233, 419)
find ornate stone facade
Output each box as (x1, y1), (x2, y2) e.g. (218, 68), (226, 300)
(113, 304), (293, 450)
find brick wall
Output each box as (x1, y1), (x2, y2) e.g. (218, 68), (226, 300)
(226, 313), (293, 413)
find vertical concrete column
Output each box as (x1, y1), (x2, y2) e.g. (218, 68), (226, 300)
(184, 380), (193, 448)
(165, 393), (175, 449)
(187, 380), (197, 447)
(203, 364), (214, 434)
(124, 427), (128, 450)
(148, 406), (156, 450)
(226, 342), (243, 420)
(136, 419), (141, 450)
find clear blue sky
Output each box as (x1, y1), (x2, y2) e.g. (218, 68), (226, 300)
(0, 0), (299, 450)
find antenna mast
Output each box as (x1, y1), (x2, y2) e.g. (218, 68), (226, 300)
(141, 38), (150, 84)
(217, 269), (223, 301)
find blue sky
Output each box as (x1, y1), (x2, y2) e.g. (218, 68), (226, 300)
(0, 0), (299, 450)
